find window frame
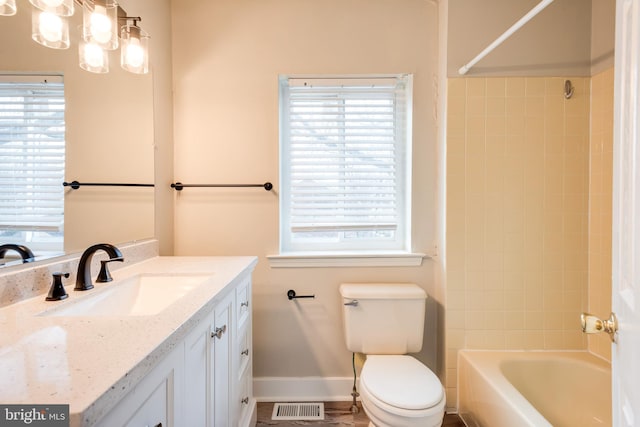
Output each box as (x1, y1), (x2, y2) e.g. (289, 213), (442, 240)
(277, 74), (414, 257)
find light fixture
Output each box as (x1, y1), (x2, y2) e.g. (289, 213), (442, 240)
(0, 0), (17, 16)
(5, 0), (150, 74)
(120, 20), (148, 74)
(82, 0), (117, 50)
(31, 8), (70, 49)
(29, 0), (73, 16)
(79, 39), (108, 73)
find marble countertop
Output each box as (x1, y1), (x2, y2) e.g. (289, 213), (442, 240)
(0, 256), (258, 427)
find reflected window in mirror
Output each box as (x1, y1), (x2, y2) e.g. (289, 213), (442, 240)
(0, 74), (65, 253)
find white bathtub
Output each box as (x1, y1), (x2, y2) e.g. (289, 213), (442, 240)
(458, 351), (611, 427)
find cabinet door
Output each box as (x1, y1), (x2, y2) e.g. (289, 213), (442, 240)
(183, 313), (213, 427)
(123, 380), (168, 427)
(94, 346), (183, 427)
(212, 292), (234, 427)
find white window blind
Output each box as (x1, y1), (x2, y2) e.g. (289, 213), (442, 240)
(280, 75), (412, 253)
(0, 75), (65, 251)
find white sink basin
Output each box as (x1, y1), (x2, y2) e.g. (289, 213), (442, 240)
(39, 273), (213, 317)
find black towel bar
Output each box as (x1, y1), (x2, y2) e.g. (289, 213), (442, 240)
(63, 181), (154, 189)
(171, 182), (273, 191)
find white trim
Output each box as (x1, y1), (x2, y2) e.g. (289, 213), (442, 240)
(267, 252), (427, 268)
(253, 377), (359, 402)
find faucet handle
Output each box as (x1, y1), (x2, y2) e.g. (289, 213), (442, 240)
(46, 272), (70, 301)
(96, 257), (124, 282)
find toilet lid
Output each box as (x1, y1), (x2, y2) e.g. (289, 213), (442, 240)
(361, 355), (444, 410)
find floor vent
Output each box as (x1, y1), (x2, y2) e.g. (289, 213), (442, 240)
(271, 402), (325, 420)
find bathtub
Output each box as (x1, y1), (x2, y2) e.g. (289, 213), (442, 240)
(458, 350), (611, 427)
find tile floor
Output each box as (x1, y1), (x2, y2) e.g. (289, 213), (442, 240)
(256, 402), (466, 426)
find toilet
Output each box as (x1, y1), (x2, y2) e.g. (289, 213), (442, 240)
(339, 283), (446, 427)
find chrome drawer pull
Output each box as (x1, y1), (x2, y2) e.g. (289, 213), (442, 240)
(211, 325), (227, 339)
(241, 348), (249, 356)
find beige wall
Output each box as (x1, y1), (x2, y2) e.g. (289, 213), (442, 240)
(170, 0), (442, 383)
(446, 76), (592, 409)
(588, 68), (614, 361)
(447, 0), (592, 77)
(591, 0), (616, 75)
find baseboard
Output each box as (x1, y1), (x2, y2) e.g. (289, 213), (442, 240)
(253, 377), (359, 402)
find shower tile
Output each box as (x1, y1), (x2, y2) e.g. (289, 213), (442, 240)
(486, 311), (506, 330)
(506, 77), (525, 97)
(525, 78), (546, 96)
(485, 330), (507, 349)
(524, 311), (544, 331)
(504, 311), (525, 330)
(526, 96), (545, 116)
(504, 292), (525, 311)
(505, 330), (526, 348)
(466, 78), (486, 96)
(486, 97), (506, 115)
(486, 78), (506, 97)
(544, 330), (565, 349)
(467, 96), (486, 115)
(524, 330), (545, 349)
(448, 78), (467, 97)
(506, 97), (526, 116)
(486, 115), (506, 135)
(486, 135), (506, 156)
(545, 77), (565, 95)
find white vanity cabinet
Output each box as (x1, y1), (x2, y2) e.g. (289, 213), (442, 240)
(95, 272), (255, 427)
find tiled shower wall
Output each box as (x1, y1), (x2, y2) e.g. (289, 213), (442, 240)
(445, 77), (592, 410)
(588, 68), (614, 361)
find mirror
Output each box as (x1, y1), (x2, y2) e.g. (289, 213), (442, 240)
(0, 0), (155, 266)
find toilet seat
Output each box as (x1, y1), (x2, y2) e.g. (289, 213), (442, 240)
(361, 355), (444, 411)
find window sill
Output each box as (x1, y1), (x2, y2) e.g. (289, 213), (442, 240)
(266, 252), (428, 268)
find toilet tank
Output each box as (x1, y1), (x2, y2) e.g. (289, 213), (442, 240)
(339, 283), (427, 354)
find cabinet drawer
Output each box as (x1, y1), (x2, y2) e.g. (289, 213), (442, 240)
(236, 277), (251, 329)
(236, 369), (253, 427)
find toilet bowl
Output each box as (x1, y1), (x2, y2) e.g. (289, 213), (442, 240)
(359, 355), (445, 427)
(339, 283), (446, 427)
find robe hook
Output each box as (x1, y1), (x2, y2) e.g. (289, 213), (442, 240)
(564, 80), (574, 99)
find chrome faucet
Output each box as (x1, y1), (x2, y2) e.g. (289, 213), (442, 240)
(75, 243), (124, 291)
(0, 244), (35, 263)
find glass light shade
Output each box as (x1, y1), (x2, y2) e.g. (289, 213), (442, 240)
(120, 24), (149, 74)
(29, 0), (73, 17)
(82, 0), (118, 50)
(0, 0), (17, 16)
(31, 9), (70, 49)
(79, 41), (109, 73)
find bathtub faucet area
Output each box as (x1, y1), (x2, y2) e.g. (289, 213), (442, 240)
(581, 312), (618, 342)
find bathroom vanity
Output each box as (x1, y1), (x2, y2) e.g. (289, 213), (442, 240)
(0, 255), (257, 427)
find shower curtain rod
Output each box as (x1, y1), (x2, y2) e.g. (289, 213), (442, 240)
(458, 0), (554, 75)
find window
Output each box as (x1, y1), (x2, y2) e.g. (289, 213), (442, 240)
(0, 75), (65, 252)
(279, 75), (412, 254)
